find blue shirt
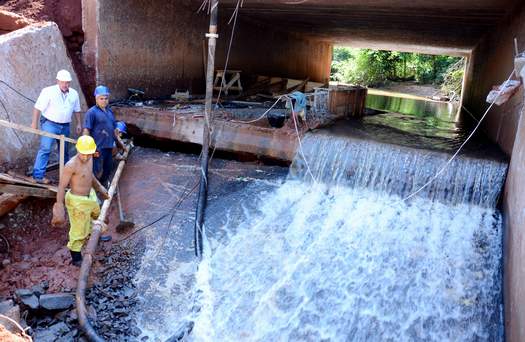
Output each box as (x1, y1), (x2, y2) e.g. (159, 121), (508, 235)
(83, 105), (116, 149)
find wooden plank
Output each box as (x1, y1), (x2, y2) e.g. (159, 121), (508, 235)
(0, 183), (56, 198)
(1, 172), (58, 191)
(0, 193), (27, 217)
(0, 119), (76, 143)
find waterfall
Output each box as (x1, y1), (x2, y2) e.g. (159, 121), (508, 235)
(136, 132), (507, 342)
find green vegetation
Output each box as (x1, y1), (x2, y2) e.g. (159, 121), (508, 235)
(331, 47), (465, 100)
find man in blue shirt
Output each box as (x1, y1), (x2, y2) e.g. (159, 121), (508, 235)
(82, 85), (121, 187)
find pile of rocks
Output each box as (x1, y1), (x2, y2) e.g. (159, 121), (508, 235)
(0, 282), (80, 341)
(86, 241), (144, 341)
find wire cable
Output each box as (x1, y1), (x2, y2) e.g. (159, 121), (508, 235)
(398, 70), (516, 203)
(0, 80), (36, 103)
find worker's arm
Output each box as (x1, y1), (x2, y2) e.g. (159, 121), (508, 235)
(51, 163), (74, 226)
(114, 129), (128, 152)
(92, 176), (110, 200)
(82, 109), (94, 136)
(31, 108), (41, 130)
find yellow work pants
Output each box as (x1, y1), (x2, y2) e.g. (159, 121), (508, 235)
(65, 189), (100, 252)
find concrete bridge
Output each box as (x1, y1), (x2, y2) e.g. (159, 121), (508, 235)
(80, 1), (525, 340)
(1, 0), (524, 339)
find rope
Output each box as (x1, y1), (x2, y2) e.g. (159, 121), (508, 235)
(0, 80), (36, 103)
(462, 105), (480, 123)
(399, 69), (516, 203)
(0, 314), (32, 340)
(229, 96), (283, 123)
(285, 96), (318, 185)
(214, 0), (242, 108)
(0, 89), (25, 147)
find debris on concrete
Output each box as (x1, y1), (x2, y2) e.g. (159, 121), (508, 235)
(486, 80), (521, 105)
(86, 241), (144, 340)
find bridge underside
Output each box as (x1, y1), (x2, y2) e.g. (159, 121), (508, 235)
(81, 1), (525, 341)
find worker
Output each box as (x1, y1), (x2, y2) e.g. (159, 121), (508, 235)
(82, 85), (125, 187)
(114, 121), (128, 160)
(31, 70), (82, 184)
(51, 135), (109, 266)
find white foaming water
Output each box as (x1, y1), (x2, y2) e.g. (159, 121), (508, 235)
(189, 182), (502, 341)
(139, 134), (505, 341)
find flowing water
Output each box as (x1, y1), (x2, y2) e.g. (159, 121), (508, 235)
(134, 95), (507, 341)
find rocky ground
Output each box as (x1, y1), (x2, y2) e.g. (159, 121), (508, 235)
(86, 241), (145, 341)
(0, 193), (145, 340)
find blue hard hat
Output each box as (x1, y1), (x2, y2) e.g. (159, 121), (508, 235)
(94, 85), (110, 97)
(116, 121), (127, 133)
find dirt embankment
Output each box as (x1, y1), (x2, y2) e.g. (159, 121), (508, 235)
(0, 0), (95, 103)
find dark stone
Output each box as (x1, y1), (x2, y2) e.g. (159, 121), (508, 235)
(31, 283), (46, 297)
(0, 299), (14, 314)
(20, 294), (39, 310)
(39, 293), (75, 310)
(33, 322), (70, 342)
(15, 288), (33, 297)
(56, 328), (77, 342)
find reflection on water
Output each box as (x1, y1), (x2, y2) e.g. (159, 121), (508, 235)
(365, 93), (461, 141)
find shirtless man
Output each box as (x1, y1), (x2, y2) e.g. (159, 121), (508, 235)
(52, 135), (109, 266)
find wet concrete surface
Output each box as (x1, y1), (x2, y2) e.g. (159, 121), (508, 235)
(113, 146), (287, 340)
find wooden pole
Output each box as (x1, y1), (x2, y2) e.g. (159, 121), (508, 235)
(76, 144), (131, 342)
(194, 0), (219, 259)
(0, 119), (76, 143)
(59, 135), (65, 181)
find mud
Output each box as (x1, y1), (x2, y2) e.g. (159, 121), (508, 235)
(0, 198), (80, 297)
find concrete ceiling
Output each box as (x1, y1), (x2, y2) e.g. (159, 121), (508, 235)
(197, 0), (521, 55)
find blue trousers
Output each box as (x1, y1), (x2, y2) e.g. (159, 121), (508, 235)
(93, 148), (113, 186)
(32, 117), (70, 180)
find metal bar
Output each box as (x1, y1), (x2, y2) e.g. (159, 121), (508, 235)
(194, 0), (219, 259)
(0, 119), (76, 143)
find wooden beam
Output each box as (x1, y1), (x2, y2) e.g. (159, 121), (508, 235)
(0, 119), (76, 143)
(0, 184), (56, 198)
(0, 172), (58, 192)
(0, 194), (26, 217)
(59, 135), (65, 181)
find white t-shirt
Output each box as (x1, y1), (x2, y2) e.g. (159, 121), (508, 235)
(34, 85), (81, 124)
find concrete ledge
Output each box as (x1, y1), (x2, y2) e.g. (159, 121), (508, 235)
(113, 106), (298, 162)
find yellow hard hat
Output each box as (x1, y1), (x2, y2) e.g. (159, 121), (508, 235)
(76, 135), (97, 154)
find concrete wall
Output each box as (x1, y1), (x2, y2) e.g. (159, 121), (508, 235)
(463, 3), (525, 341)
(82, 0), (209, 100)
(0, 22), (87, 168)
(215, 18), (332, 84)
(82, 0), (333, 100)
(463, 4), (525, 155)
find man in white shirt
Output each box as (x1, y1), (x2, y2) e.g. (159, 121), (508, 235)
(31, 70), (82, 184)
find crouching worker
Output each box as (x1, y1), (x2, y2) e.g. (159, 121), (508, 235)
(51, 135), (109, 266)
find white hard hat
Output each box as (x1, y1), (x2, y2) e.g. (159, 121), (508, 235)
(56, 70), (72, 82)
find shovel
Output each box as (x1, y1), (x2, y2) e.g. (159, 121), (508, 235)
(116, 186), (135, 233)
